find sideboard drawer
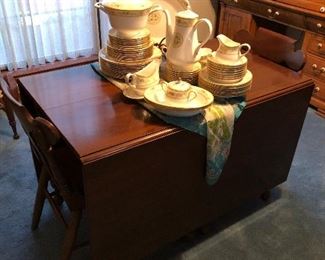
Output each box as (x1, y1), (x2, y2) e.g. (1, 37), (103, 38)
(305, 16), (325, 35)
(251, 2), (305, 29)
(306, 33), (325, 58)
(273, 0), (325, 14)
(223, 0), (307, 30)
(304, 54), (325, 83)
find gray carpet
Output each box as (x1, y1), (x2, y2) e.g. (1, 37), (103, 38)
(0, 108), (324, 260)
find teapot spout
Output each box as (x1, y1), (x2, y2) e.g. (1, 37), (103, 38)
(161, 9), (173, 47)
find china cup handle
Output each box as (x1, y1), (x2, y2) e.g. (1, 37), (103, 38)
(125, 73), (136, 88)
(94, 2), (105, 11)
(238, 43), (251, 58)
(161, 81), (168, 93)
(193, 18), (213, 58)
(187, 90), (197, 102)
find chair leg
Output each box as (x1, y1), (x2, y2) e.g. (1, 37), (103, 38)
(60, 210), (82, 260)
(2, 96), (19, 139)
(31, 169), (48, 230)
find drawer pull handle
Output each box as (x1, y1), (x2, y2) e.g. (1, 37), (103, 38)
(317, 23), (322, 28)
(311, 64), (325, 74)
(314, 86), (320, 93)
(320, 7), (325, 13)
(267, 8), (272, 14)
(318, 43), (323, 49)
(275, 11), (280, 16)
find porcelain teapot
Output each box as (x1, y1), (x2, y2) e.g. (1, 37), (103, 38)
(163, 7), (213, 67)
(214, 34), (251, 62)
(95, 0), (163, 39)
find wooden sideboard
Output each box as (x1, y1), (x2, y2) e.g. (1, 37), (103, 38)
(218, 0), (325, 117)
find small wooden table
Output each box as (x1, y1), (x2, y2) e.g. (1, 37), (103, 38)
(18, 41), (314, 259)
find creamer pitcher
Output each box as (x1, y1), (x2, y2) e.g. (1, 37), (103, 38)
(215, 34), (251, 62)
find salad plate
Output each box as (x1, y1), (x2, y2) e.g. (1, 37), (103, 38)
(147, 0), (190, 44)
(144, 83), (214, 117)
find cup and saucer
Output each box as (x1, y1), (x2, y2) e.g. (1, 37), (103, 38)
(123, 87), (145, 100)
(123, 59), (161, 100)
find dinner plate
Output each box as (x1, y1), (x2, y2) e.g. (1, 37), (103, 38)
(199, 68), (252, 98)
(147, 0), (190, 44)
(144, 83), (214, 117)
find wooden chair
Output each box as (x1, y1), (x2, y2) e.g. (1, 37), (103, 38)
(234, 27), (306, 71)
(0, 82), (19, 139)
(1, 77), (84, 260)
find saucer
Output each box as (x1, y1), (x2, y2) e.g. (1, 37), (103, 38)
(144, 83), (214, 117)
(123, 87), (144, 100)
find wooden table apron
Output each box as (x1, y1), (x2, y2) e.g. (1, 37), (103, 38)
(17, 43), (314, 259)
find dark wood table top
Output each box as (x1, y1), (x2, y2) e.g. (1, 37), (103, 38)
(18, 39), (313, 163)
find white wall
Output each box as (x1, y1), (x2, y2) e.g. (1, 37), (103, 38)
(99, 0), (217, 45)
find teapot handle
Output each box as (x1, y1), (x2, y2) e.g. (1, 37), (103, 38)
(149, 4), (164, 14)
(238, 43), (251, 58)
(193, 18), (213, 58)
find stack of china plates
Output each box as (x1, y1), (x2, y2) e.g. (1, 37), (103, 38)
(99, 28), (162, 80)
(207, 56), (247, 83)
(165, 61), (201, 85)
(199, 68), (252, 98)
(199, 55), (252, 98)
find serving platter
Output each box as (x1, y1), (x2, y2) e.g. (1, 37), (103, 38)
(144, 83), (214, 117)
(147, 0), (190, 44)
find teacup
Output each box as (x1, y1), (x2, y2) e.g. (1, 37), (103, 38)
(161, 79), (197, 102)
(125, 74), (160, 97)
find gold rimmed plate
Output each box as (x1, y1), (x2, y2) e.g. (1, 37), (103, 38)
(106, 42), (154, 62)
(99, 47), (161, 66)
(144, 83), (214, 117)
(198, 68), (252, 97)
(207, 55), (248, 68)
(108, 28), (151, 46)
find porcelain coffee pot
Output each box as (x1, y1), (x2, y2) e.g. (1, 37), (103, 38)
(215, 34), (251, 62)
(164, 7), (213, 67)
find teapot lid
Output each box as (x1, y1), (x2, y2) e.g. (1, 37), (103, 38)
(103, 0), (153, 10)
(177, 8), (198, 19)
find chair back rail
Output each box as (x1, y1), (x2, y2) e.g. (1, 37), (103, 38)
(234, 27), (306, 71)
(0, 77), (83, 210)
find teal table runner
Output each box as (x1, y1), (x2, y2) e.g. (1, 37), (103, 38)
(91, 62), (246, 185)
(141, 98), (245, 185)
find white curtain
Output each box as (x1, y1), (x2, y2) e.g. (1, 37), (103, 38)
(0, 0), (99, 71)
